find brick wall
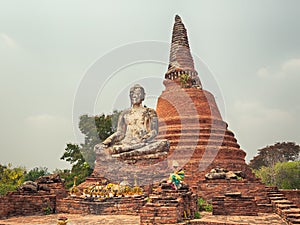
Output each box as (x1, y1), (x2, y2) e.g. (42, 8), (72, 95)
(140, 188), (197, 225)
(197, 179), (270, 204)
(56, 195), (146, 215)
(0, 192), (56, 219)
(212, 192), (258, 216)
(280, 190), (300, 208)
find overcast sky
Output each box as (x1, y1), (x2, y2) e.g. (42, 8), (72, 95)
(1, 0), (300, 171)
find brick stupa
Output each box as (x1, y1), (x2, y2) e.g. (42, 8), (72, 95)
(156, 15), (255, 188)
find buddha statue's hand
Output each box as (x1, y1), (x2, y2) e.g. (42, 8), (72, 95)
(102, 138), (112, 146)
(141, 134), (151, 142)
(142, 130), (156, 142)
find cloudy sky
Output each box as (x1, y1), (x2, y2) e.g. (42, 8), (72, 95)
(1, 0), (300, 171)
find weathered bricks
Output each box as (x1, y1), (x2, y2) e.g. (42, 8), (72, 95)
(140, 188), (197, 225)
(212, 192), (258, 216)
(0, 192), (56, 219)
(280, 190), (300, 208)
(56, 195), (146, 215)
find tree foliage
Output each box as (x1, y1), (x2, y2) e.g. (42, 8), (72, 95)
(0, 164), (25, 195)
(60, 111), (119, 188)
(253, 161), (300, 189)
(77, 112), (119, 168)
(275, 161), (300, 189)
(249, 142), (300, 170)
(24, 167), (49, 182)
(60, 144), (93, 188)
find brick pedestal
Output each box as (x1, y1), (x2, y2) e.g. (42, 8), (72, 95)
(212, 192), (258, 216)
(140, 188), (197, 225)
(56, 195), (146, 215)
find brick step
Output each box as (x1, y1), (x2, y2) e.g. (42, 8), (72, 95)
(269, 196), (286, 201)
(272, 200), (294, 205)
(149, 196), (177, 201)
(268, 193), (285, 197)
(268, 191), (280, 194)
(282, 209), (300, 214)
(277, 204), (298, 210)
(257, 203), (272, 207)
(156, 202), (179, 206)
(287, 214), (300, 219)
(265, 186), (279, 192)
(289, 218), (300, 224)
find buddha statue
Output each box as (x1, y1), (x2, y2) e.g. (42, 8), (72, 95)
(95, 84), (169, 163)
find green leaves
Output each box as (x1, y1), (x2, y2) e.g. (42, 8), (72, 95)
(249, 142), (300, 170)
(253, 161), (300, 189)
(250, 142), (300, 189)
(60, 111), (120, 188)
(0, 163), (26, 195)
(24, 167), (49, 182)
(77, 111), (120, 168)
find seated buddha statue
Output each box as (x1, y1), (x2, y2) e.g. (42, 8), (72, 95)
(95, 84), (169, 163)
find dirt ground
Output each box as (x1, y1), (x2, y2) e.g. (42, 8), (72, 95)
(0, 214), (140, 225)
(0, 213), (288, 225)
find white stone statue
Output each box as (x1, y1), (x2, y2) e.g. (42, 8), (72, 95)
(95, 84), (169, 162)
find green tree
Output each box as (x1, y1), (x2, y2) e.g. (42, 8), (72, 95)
(60, 144), (93, 188)
(60, 111), (119, 188)
(253, 166), (274, 186)
(275, 161), (300, 189)
(253, 161), (300, 189)
(249, 142), (300, 170)
(77, 111), (119, 168)
(0, 163), (26, 195)
(24, 167), (49, 181)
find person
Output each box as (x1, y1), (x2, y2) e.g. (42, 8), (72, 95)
(95, 84), (169, 162)
(168, 161), (185, 190)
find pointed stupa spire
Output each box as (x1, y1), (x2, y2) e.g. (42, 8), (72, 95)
(165, 15), (202, 88)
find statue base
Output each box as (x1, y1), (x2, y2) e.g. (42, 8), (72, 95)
(91, 146), (172, 186)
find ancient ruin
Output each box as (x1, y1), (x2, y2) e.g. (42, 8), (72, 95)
(1, 15), (300, 225)
(156, 15), (254, 185)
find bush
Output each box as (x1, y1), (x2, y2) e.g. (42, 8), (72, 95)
(0, 163), (25, 195)
(43, 205), (53, 215)
(253, 161), (300, 189)
(24, 167), (49, 182)
(0, 183), (18, 195)
(194, 211), (201, 219)
(198, 197), (213, 212)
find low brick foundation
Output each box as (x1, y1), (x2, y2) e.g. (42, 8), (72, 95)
(0, 192), (56, 219)
(56, 195), (146, 215)
(198, 179), (271, 205)
(212, 192), (258, 216)
(140, 188), (197, 225)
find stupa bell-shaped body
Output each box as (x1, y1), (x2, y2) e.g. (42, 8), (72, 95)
(156, 15), (255, 188)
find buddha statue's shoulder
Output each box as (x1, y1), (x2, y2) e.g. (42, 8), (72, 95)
(144, 107), (158, 118)
(119, 108), (131, 116)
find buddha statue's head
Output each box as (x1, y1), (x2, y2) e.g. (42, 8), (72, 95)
(129, 84), (145, 106)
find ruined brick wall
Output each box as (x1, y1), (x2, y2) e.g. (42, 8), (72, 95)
(140, 189), (197, 225)
(56, 195), (146, 215)
(47, 182), (68, 199)
(280, 190), (300, 208)
(212, 192), (258, 216)
(197, 179), (270, 205)
(0, 192), (56, 219)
